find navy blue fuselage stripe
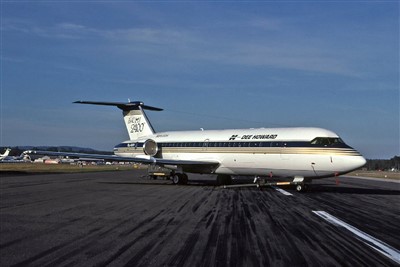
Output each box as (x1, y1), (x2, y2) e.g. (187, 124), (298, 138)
(115, 141), (352, 149)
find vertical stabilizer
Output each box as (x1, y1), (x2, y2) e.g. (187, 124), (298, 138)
(0, 148), (11, 160)
(74, 101), (163, 141)
(123, 106), (156, 140)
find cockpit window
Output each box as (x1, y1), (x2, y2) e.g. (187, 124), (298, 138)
(310, 137), (344, 146)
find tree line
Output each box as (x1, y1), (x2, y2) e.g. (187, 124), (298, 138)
(365, 156), (399, 171)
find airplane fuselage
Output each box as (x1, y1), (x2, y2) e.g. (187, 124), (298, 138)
(114, 127), (366, 179)
(28, 101), (367, 190)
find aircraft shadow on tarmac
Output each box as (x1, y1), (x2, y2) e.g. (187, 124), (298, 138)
(98, 177), (269, 187)
(97, 180), (220, 187)
(98, 180), (400, 195)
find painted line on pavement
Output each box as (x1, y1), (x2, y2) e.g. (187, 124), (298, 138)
(313, 210), (400, 264)
(272, 186), (293, 196)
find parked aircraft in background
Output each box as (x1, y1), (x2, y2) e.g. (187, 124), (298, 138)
(29, 100), (366, 192)
(0, 148), (11, 161)
(0, 149), (30, 162)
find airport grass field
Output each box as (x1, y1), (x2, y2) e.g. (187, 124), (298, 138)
(0, 163), (398, 180)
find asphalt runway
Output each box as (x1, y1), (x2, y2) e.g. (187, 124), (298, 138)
(1, 170), (399, 267)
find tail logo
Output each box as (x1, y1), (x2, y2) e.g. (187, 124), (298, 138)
(128, 117), (145, 133)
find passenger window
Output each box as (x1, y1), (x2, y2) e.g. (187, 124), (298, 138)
(271, 142), (281, 147)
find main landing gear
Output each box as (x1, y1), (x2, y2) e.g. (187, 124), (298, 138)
(172, 173), (188, 185)
(293, 176), (311, 192)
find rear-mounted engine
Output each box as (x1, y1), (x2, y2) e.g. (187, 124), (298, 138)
(143, 139), (158, 156)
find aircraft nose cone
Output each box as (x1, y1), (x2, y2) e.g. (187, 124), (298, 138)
(354, 155), (367, 169)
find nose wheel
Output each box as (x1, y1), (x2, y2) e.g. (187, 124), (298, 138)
(295, 183), (309, 192)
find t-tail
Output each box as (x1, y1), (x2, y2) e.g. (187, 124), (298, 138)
(0, 148), (11, 160)
(74, 101), (163, 140)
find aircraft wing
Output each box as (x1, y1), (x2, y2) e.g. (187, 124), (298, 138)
(26, 151), (220, 173)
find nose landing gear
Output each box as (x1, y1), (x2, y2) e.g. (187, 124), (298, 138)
(295, 183), (309, 192)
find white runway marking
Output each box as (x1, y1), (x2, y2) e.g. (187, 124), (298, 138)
(313, 211), (400, 264)
(272, 187), (293, 196)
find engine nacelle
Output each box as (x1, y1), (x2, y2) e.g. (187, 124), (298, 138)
(143, 139), (158, 156)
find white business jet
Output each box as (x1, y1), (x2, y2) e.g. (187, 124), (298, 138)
(29, 101), (366, 192)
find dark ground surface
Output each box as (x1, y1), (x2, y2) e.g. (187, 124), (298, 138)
(1, 170), (399, 267)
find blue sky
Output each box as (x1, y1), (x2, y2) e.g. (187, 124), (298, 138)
(1, 1), (399, 159)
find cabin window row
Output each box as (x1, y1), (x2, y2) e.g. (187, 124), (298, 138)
(116, 139), (348, 149)
(161, 142), (292, 148)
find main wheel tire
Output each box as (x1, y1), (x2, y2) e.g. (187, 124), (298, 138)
(172, 174), (181, 185)
(181, 173), (188, 185)
(172, 173), (188, 185)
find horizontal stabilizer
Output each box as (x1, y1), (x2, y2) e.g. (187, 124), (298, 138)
(73, 101), (163, 111)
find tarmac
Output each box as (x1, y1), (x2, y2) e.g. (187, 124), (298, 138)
(1, 170), (399, 266)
